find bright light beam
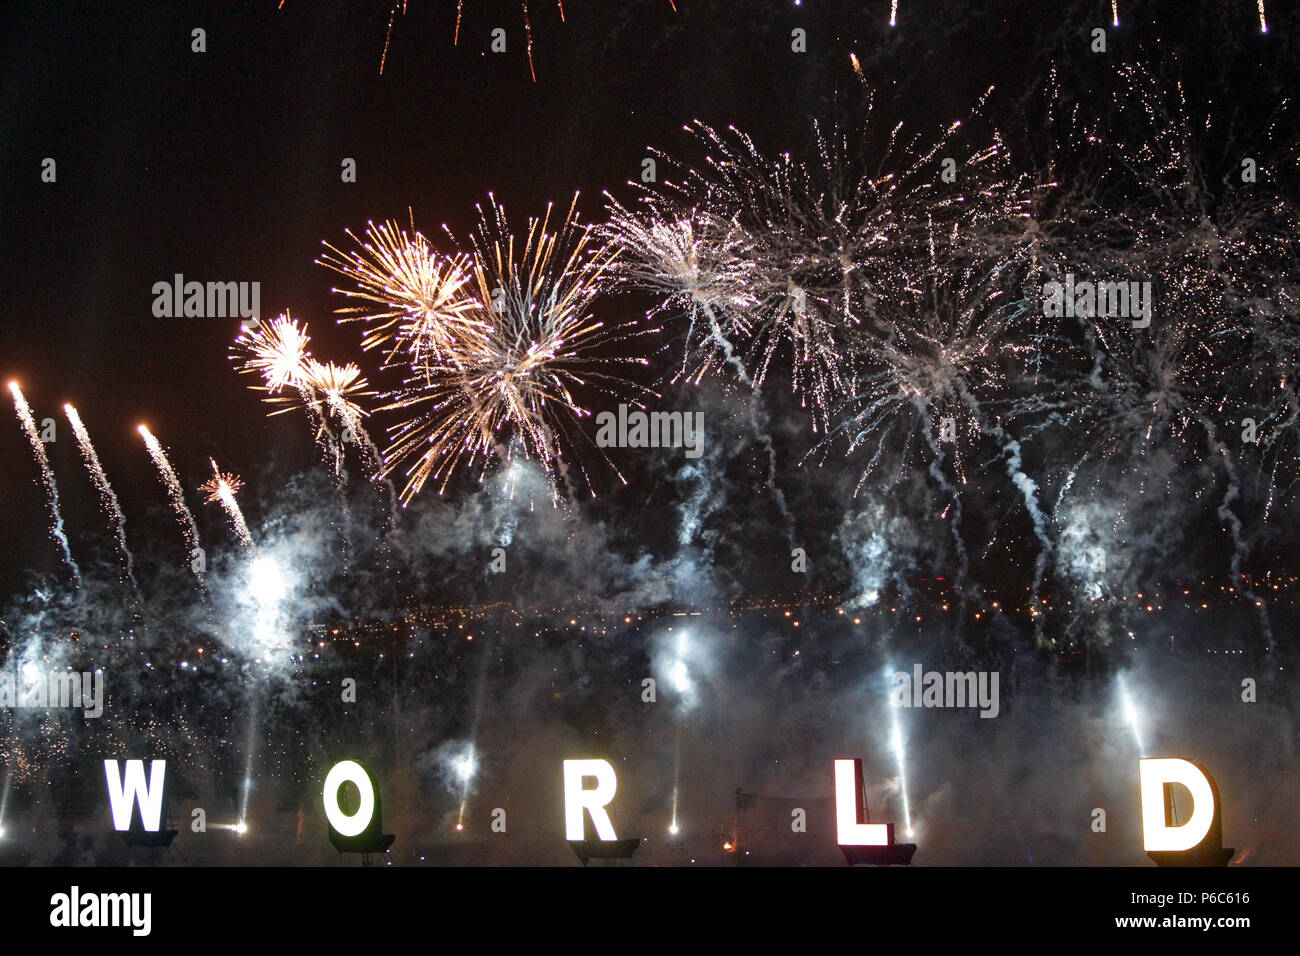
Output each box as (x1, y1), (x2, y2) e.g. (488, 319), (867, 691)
(889, 690), (914, 837)
(1118, 677), (1145, 756)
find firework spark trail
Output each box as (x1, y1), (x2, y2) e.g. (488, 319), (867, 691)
(201, 461), (255, 550)
(312, 409), (354, 572)
(139, 425), (206, 588)
(8, 383), (79, 583)
(455, 638), (496, 831)
(1259, 385), (1300, 521)
(603, 203), (797, 546)
(380, 0), (407, 74)
(641, 261), (798, 550)
(64, 404), (139, 596)
(695, 296), (798, 551)
(279, 377), (350, 484)
(1201, 416), (1273, 650)
(956, 333), (1054, 631)
(1000, 436), (1052, 641)
(308, 376), (401, 523)
(301, 359), (384, 474)
(887, 696), (913, 837)
(921, 421), (972, 603)
(318, 398), (347, 479)
(1247, 272), (1300, 517)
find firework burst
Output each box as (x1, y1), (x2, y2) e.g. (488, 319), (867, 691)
(381, 194), (654, 503)
(828, 250), (1035, 491)
(318, 219), (482, 369)
(300, 359), (386, 476)
(603, 200), (757, 382)
(607, 87), (1031, 433)
(301, 360), (373, 431)
(1010, 61), (1299, 494)
(232, 313), (352, 472)
(233, 313), (311, 394)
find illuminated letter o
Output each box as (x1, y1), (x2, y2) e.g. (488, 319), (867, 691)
(324, 760), (375, 837)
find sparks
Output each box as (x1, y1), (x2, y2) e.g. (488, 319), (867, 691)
(200, 460), (256, 550)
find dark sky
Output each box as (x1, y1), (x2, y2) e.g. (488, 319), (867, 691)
(1, 0), (1294, 600)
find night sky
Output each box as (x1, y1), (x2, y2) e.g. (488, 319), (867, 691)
(1, 0), (1291, 600)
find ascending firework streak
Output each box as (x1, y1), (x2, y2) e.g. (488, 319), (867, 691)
(64, 403), (137, 595)
(200, 461), (255, 550)
(8, 383), (79, 583)
(139, 425), (205, 585)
